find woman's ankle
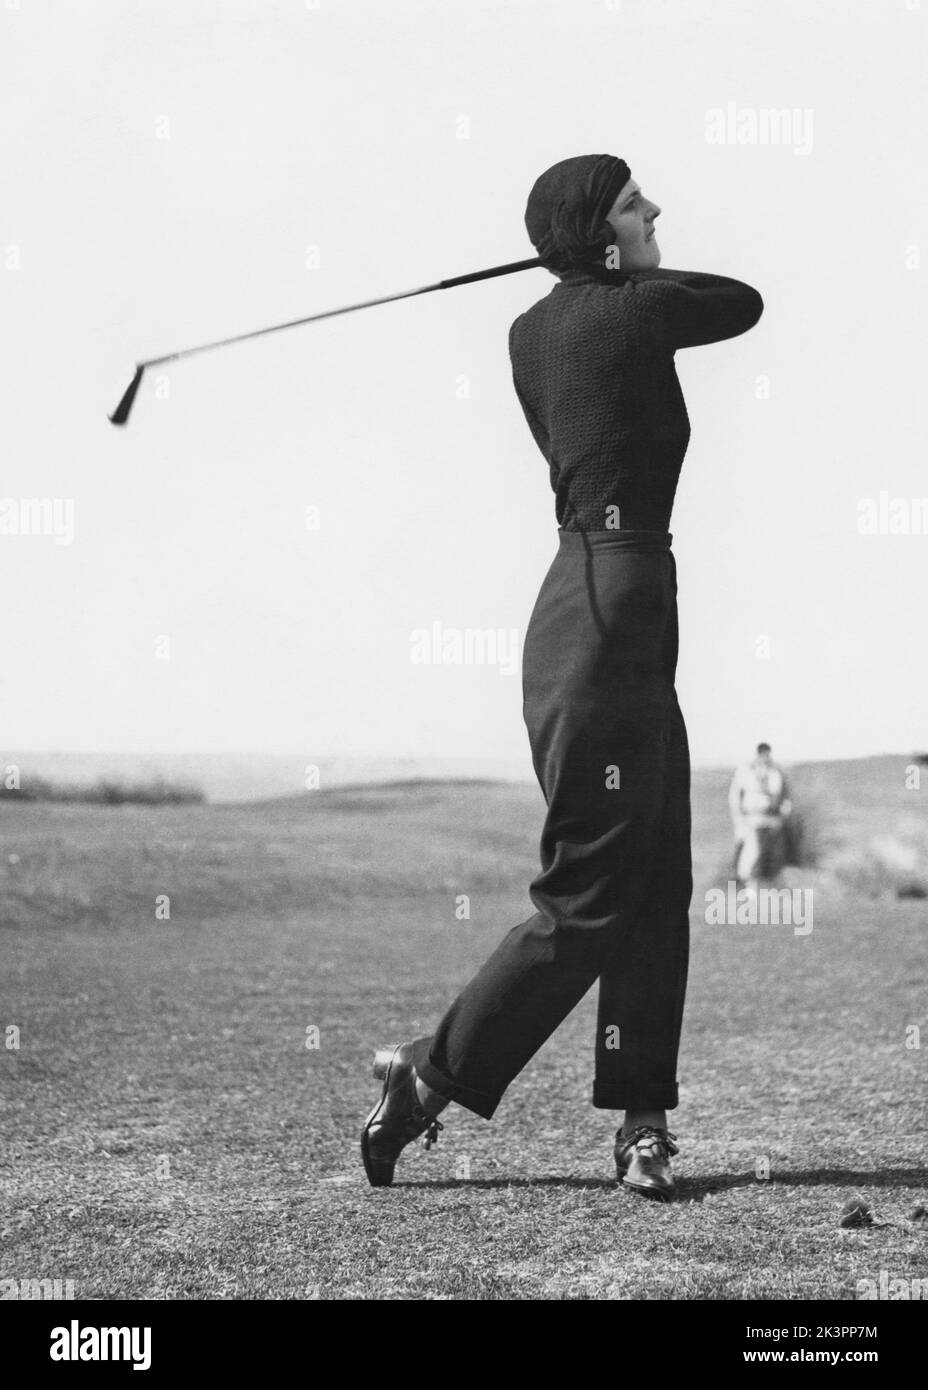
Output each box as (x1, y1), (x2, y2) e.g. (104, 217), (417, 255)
(622, 1109), (668, 1135)
(415, 1074), (450, 1117)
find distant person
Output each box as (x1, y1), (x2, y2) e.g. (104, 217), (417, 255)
(729, 743), (792, 888)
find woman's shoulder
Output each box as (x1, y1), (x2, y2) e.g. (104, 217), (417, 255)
(509, 272), (660, 358)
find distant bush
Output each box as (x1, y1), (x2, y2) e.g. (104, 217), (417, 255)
(831, 827), (928, 901)
(0, 776), (206, 806)
(783, 802), (822, 870)
(711, 793), (928, 900)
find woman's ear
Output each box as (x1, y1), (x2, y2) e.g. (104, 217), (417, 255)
(596, 222), (618, 267)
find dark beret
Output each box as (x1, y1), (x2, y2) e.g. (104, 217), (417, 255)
(524, 153), (632, 275)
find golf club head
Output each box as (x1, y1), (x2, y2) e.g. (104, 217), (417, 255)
(108, 365), (145, 426)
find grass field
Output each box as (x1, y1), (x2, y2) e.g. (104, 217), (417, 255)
(1, 759), (926, 1300)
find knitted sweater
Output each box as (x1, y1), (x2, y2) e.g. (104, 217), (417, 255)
(508, 266), (763, 531)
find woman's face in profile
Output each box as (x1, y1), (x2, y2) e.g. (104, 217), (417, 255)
(605, 180), (662, 271)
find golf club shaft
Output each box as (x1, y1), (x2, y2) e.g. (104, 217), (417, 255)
(109, 255), (542, 424)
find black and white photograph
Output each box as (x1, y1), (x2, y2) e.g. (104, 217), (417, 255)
(2, 0), (926, 1351)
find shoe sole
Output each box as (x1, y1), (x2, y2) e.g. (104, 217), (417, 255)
(360, 1046), (400, 1188)
(620, 1175), (675, 1202)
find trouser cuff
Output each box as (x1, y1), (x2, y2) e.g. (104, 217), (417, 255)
(592, 1080), (680, 1111)
(410, 1038), (499, 1120)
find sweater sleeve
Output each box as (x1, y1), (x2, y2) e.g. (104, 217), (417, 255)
(632, 269), (764, 350)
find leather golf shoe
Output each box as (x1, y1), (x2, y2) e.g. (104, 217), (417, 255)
(361, 1040), (443, 1188)
(614, 1125), (678, 1202)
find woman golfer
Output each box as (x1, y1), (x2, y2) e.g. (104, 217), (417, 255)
(361, 153), (763, 1200)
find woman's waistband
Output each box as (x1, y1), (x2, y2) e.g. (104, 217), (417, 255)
(557, 528), (672, 552)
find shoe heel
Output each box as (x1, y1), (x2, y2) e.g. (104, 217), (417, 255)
(372, 1047), (395, 1081)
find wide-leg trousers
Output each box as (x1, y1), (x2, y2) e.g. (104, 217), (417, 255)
(412, 529), (692, 1118)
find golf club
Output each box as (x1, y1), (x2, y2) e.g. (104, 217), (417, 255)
(108, 255), (543, 426)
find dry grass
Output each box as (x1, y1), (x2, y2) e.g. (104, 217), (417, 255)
(1, 760), (926, 1299)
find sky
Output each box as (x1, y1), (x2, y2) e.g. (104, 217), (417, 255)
(1, 0), (926, 776)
